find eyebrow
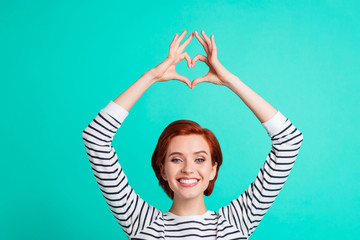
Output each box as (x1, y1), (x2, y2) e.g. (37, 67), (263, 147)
(168, 151), (208, 157)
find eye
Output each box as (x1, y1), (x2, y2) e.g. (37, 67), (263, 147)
(196, 158), (205, 163)
(171, 158), (182, 163)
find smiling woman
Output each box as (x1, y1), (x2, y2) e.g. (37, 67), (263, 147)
(151, 120), (223, 208)
(82, 30), (304, 239)
(158, 133), (219, 212)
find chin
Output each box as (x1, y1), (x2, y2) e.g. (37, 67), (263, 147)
(175, 188), (207, 200)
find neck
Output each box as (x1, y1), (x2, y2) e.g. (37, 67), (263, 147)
(169, 194), (207, 216)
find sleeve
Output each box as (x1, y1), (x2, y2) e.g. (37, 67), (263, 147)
(82, 100), (161, 238)
(218, 111), (304, 237)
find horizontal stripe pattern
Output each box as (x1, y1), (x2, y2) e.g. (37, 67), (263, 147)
(219, 118), (303, 238)
(82, 101), (303, 239)
(82, 109), (162, 237)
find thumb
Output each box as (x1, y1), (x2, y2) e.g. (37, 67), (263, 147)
(173, 72), (192, 89)
(191, 75), (207, 89)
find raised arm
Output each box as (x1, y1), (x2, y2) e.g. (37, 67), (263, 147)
(220, 113), (303, 237)
(192, 30), (304, 237)
(191, 30), (277, 123)
(114, 30), (194, 112)
(82, 30), (194, 238)
(82, 102), (159, 238)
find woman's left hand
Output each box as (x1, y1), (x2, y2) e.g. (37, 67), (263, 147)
(191, 30), (238, 88)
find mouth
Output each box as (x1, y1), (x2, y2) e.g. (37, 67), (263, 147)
(177, 178), (200, 187)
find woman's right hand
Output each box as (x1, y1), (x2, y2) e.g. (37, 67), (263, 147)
(148, 30), (193, 89)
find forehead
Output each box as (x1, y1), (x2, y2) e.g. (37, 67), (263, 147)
(167, 134), (210, 153)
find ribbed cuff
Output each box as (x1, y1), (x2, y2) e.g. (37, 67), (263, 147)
(261, 111), (287, 138)
(102, 100), (129, 123)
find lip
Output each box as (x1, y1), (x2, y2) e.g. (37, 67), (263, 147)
(177, 178), (200, 187)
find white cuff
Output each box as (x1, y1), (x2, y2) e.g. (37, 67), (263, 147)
(261, 111), (287, 137)
(102, 100), (129, 123)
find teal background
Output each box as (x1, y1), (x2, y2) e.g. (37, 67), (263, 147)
(1, 0), (359, 239)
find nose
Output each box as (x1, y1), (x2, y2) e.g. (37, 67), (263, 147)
(181, 160), (194, 174)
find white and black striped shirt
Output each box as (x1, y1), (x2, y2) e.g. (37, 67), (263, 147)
(82, 100), (303, 239)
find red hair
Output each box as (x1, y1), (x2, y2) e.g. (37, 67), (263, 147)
(151, 119), (223, 200)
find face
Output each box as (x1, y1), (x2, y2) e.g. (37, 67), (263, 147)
(161, 134), (218, 201)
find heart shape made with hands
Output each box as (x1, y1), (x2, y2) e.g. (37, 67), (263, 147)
(161, 30), (227, 90)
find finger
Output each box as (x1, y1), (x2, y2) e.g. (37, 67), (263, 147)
(191, 75), (208, 89)
(194, 31), (209, 53)
(175, 29), (187, 47)
(170, 33), (178, 48)
(179, 52), (192, 68)
(178, 32), (193, 53)
(191, 54), (208, 68)
(210, 35), (217, 57)
(173, 72), (192, 89)
(201, 30), (212, 52)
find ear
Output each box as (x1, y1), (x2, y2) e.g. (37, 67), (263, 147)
(160, 165), (168, 181)
(210, 162), (218, 181)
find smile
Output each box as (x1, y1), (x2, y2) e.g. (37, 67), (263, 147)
(177, 178), (200, 187)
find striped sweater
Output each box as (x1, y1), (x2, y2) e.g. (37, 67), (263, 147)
(82, 100), (303, 239)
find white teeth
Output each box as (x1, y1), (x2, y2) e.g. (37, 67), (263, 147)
(179, 179), (198, 184)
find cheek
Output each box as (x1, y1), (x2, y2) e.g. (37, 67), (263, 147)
(165, 165), (178, 179)
(199, 165), (213, 180)
(165, 167), (180, 191)
(206, 166), (212, 181)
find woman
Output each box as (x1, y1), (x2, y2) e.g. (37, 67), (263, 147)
(82, 30), (304, 239)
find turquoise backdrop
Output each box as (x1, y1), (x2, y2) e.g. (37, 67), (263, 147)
(1, 0), (359, 239)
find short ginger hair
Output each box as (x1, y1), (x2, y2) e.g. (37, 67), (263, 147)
(151, 119), (223, 200)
